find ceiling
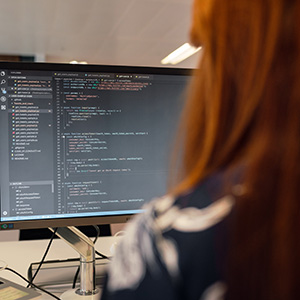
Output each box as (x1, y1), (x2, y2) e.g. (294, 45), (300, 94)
(0, 0), (200, 68)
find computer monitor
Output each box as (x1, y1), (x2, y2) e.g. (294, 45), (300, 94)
(0, 62), (192, 231)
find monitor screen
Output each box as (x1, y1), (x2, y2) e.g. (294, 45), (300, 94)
(0, 62), (192, 230)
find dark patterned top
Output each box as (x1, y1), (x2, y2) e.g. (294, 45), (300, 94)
(101, 174), (235, 300)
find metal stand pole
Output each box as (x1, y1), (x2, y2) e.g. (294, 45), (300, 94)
(49, 226), (101, 300)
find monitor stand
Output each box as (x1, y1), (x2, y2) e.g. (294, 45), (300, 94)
(49, 226), (101, 300)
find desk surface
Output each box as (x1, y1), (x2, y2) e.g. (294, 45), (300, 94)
(0, 236), (116, 299)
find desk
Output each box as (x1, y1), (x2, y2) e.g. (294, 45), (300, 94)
(0, 236), (116, 299)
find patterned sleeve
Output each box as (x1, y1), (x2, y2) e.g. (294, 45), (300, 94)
(100, 195), (181, 300)
(100, 192), (234, 300)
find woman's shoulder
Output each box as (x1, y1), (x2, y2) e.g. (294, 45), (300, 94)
(105, 173), (235, 296)
(148, 191), (234, 234)
(150, 169), (236, 233)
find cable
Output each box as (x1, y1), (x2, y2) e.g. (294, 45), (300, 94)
(5, 267), (61, 300)
(72, 265), (80, 289)
(96, 250), (109, 260)
(93, 225), (111, 259)
(93, 225), (100, 244)
(27, 227), (58, 288)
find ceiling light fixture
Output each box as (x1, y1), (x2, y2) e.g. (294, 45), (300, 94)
(69, 60), (88, 64)
(161, 43), (202, 65)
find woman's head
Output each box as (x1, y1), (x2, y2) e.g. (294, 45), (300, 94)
(177, 1), (300, 298)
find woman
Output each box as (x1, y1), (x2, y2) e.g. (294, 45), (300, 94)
(101, 0), (300, 299)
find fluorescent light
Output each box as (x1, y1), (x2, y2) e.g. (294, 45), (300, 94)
(161, 43), (202, 65)
(69, 60), (88, 64)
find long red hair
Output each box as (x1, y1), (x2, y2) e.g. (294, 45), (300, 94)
(173, 0), (300, 298)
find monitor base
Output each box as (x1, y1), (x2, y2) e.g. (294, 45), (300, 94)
(60, 288), (101, 300)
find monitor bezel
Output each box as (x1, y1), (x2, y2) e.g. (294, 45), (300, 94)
(0, 62), (192, 230)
